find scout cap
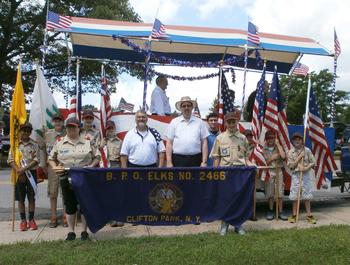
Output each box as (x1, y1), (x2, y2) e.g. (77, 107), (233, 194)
(82, 109), (94, 119)
(291, 132), (303, 140)
(20, 122), (33, 130)
(225, 110), (240, 121)
(52, 113), (64, 121)
(106, 120), (115, 129)
(65, 117), (80, 127)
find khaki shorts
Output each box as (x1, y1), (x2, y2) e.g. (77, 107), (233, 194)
(47, 166), (60, 198)
(264, 173), (284, 199)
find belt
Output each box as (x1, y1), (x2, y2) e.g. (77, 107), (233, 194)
(173, 153), (201, 158)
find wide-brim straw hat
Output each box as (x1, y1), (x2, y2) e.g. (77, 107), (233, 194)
(175, 96), (197, 111)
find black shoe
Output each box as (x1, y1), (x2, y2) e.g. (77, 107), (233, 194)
(65, 232), (76, 241)
(249, 216), (258, 221)
(81, 231), (89, 241)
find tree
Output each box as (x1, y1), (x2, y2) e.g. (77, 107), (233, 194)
(243, 69), (349, 124)
(280, 69), (349, 125)
(0, 0), (141, 111)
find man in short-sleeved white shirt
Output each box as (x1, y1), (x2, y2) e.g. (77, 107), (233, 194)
(121, 110), (165, 167)
(150, 75), (171, 116)
(166, 96), (209, 167)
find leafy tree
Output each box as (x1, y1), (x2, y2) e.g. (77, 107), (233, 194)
(0, 0), (141, 111)
(243, 69), (349, 124)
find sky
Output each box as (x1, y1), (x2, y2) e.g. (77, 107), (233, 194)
(52, 0), (349, 116)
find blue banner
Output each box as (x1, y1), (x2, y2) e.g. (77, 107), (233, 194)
(69, 167), (256, 233)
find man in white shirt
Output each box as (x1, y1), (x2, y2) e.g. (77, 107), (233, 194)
(166, 96), (209, 167)
(120, 110), (165, 167)
(150, 75), (171, 116)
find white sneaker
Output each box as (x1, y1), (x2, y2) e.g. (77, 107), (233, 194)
(220, 222), (229, 236)
(234, 226), (246, 236)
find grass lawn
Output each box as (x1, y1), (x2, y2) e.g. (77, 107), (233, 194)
(0, 225), (349, 265)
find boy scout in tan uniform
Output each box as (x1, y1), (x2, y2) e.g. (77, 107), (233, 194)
(101, 120), (122, 168)
(262, 130), (287, 221)
(211, 111), (249, 236)
(101, 120), (123, 227)
(81, 109), (100, 148)
(44, 113), (67, 228)
(8, 122), (39, 231)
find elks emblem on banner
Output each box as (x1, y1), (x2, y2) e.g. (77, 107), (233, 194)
(149, 183), (183, 214)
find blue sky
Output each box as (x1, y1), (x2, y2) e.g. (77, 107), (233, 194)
(52, 0), (349, 116)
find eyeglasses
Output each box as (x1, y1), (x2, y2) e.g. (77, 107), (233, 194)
(181, 104), (193, 108)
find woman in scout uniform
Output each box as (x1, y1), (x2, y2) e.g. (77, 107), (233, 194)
(287, 132), (316, 224)
(8, 122), (39, 231)
(48, 117), (100, 241)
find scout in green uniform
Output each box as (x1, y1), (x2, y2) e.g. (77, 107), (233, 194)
(8, 122), (39, 231)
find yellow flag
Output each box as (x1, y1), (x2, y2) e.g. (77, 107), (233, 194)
(10, 63), (27, 183)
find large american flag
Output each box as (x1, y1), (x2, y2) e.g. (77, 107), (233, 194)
(118, 97), (134, 112)
(249, 68), (268, 179)
(264, 68), (291, 153)
(334, 29), (341, 59)
(308, 88), (337, 189)
(46, 11), (72, 31)
(151, 19), (167, 39)
(292, 62), (309, 77)
(218, 71), (235, 131)
(248, 21), (260, 46)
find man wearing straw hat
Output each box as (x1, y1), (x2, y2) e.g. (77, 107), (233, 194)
(210, 110), (249, 236)
(262, 130), (288, 221)
(166, 96), (209, 167)
(287, 132), (316, 224)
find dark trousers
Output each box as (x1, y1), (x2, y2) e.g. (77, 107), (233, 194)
(172, 153), (202, 167)
(127, 161), (157, 168)
(60, 176), (78, 215)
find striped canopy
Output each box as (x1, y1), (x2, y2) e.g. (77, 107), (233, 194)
(57, 16), (332, 73)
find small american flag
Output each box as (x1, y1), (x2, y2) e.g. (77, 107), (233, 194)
(334, 29), (341, 59)
(46, 11), (72, 31)
(193, 100), (201, 118)
(292, 62), (309, 77)
(99, 67), (112, 138)
(99, 66), (112, 168)
(151, 19), (167, 39)
(218, 72), (235, 131)
(248, 21), (260, 46)
(308, 88), (337, 189)
(250, 68), (269, 179)
(67, 77), (82, 121)
(118, 97), (134, 112)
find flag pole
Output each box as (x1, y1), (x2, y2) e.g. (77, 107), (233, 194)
(242, 43), (248, 116)
(331, 55), (338, 128)
(41, 0), (50, 69)
(76, 58), (81, 121)
(296, 73), (311, 223)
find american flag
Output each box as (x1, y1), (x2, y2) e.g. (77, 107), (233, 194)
(46, 11), (72, 31)
(307, 87), (337, 189)
(151, 19), (167, 39)
(193, 100), (201, 118)
(218, 71), (235, 131)
(118, 97), (134, 112)
(334, 29), (341, 59)
(99, 67), (112, 138)
(264, 68), (292, 183)
(292, 62), (309, 77)
(99, 66), (112, 168)
(264, 68), (291, 153)
(67, 77), (82, 121)
(250, 68), (269, 178)
(248, 21), (260, 46)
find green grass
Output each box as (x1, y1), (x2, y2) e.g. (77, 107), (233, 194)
(0, 225), (350, 265)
